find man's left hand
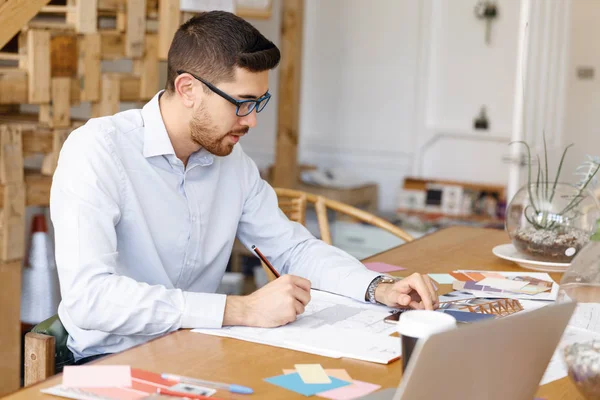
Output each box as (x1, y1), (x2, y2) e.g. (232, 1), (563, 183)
(375, 273), (439, 310)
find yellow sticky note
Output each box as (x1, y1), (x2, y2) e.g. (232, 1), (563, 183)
(324, 369), (352, 382)
(294, 364), (332, 384)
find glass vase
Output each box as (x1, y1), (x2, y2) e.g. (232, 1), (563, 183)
(506, 182), (600, 263)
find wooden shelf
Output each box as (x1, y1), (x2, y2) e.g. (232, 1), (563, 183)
(0, 172), (51, 208)
(396, 208), (503, 224)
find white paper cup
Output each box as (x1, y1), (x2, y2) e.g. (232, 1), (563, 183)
(397, 310), (457, 372)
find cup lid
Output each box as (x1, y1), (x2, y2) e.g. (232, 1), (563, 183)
(397, 310), (456, 338)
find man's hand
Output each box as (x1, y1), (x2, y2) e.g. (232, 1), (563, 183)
(375, 273), (438, 310)
(223, 275), (311, 328)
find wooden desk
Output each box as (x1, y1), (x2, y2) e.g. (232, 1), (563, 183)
(3, 227), (582, 399)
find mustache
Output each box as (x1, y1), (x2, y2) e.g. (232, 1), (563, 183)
(228, 127), (249, 136)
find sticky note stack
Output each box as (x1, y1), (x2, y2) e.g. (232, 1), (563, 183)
(265, 364), (381, 399)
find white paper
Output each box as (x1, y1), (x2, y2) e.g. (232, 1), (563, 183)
(180, 0), (234, 12)
(540, 326), (600, 385)
(192, 290), (400, 364)
(568, 303), (600, 334)
(476, 277), (530, 291)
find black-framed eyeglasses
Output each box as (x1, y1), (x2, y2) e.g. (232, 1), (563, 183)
(177, 70), (271, 117)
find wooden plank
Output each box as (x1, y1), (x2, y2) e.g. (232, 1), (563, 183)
(78, 34), (101, 102)
(41, 129), (69, 176)
(119, 75), (141, 102)
(136, 34), (158, 99)
(100, 30), (126, 59)
(22, 128), (53, 156)
(27, 29), (51, 104)
(51, 77), (71, 128)
(0, 182), (25, 261)
(126, 0), (146, 58)
(158, 0), (179, 60)
(0, 69), (27, 104)
(24, 333), (55, 387)
(0, 260), (22, 396)
(273, 0), (304, 188)
(74, 0), (97, 33)
(0, 125), (24, 184)
(0, 0), (51, 49)
(98, 0), (125, 10)
(92, 74), (120, 117)
(39, 104), (52, 127)
(51, 34), (78, 77)
(69, 76), (81, 104)
(0, 173), (51, 207)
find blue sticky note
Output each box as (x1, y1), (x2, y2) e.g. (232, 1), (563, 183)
(264, 372), (351, 396)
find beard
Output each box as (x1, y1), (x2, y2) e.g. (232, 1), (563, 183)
(189, 106), (249, 157)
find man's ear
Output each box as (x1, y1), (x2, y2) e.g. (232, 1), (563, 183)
(174, 73), (196, 108)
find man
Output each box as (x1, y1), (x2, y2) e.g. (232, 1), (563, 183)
(50, 11), (438, 362)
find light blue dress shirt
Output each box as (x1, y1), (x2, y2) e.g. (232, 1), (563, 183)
(50, 91), (381, 360)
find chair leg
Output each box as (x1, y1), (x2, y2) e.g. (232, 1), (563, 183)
(24, 332), (55, 386)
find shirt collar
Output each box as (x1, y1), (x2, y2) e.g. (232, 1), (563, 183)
(141, 91), (177, 158)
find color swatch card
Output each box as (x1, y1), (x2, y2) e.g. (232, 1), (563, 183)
(428, 273), (454, 284)
(62, 366), (132, 388)
(317, 380), (382, 400)
(450, 270), (557, 301)
(295, 364), (332, 384)
(363, 262), (406, 273)
(265, 373), (351, 396)
(283, 369), (353, 382)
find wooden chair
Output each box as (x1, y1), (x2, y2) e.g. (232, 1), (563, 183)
(255, 188), (414, 281)
(23, 314), (74, 386)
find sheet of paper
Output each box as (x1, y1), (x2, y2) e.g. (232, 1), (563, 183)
(540, 326), (600, 385)
(317, 380), (382, 400)
(193, 290), (400, 364)
(568, 303), (600, 334)
(295, 364), (332, 384)
(265, 373), (351, 396)
(62, 366), (131, 388)
(455, 271), (558, 301)
(284, 369), (353, 382)
(476, 277), (530, 291)
(363, 262), (406, 273)
(428, 273), (454, 284)
(180, 0), (234, 12)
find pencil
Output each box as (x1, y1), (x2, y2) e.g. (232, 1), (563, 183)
(251, 245), (280, 278)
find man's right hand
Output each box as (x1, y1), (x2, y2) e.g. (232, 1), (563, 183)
(223, 275), (311, 328)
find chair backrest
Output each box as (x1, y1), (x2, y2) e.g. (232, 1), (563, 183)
(261, 188), (414, 281)
(24, 314), (74, 386)
(274, 187), (414, 245)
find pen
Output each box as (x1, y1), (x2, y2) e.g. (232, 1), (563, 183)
(161, 373), (254, 395)
(251, 245), (280, 278)
(156, 387), (225, 399)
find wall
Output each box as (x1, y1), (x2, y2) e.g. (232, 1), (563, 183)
(244, 0), (525, 210)
(561, 0), (600, 184)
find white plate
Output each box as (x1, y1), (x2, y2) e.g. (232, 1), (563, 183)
(492, 243), (570, 273)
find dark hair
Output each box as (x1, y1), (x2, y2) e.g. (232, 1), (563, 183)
(165, 11), (280, 92)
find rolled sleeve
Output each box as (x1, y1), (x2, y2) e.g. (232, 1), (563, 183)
(181, 292), (227, 328)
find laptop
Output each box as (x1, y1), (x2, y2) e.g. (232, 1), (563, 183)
(362, 301), (576, 400)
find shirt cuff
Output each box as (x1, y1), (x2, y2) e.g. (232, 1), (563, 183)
(181, 292), (227, 329)
(338, 269), (382, 303)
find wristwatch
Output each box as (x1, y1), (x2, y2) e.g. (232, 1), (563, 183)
(366, 275), (400, 304)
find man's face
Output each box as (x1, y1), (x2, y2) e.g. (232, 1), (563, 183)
(189, 67), (269, 156)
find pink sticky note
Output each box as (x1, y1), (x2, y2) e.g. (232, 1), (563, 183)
(63, 365), (132, 388)
(363, 262), (406, 273)
(317, 380), (382, 400)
